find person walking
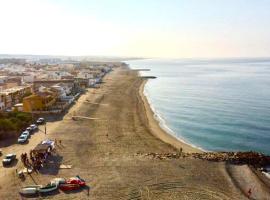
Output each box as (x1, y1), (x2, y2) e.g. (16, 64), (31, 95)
(247, 188), (252, 199)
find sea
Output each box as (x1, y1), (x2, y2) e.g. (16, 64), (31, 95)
(127, 58), (270, 154)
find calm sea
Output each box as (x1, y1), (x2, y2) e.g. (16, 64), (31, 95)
(128, 58), (270, 154)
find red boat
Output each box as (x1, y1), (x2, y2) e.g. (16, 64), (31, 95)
(66, 176), (86, 187)
(59, 183), (80, 191)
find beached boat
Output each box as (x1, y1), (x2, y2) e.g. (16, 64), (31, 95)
(38, 183), (58, 193)
(19, 185), (42, 195)
(67, 176), (86, 186)
(59, 183), (80, 191)
(50, 177), (66, 185)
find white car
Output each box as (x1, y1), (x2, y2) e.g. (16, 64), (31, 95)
(18, 135), (28, 143)
(36, 118), (45, 125)
(30, 124), (38, 131)
(26, 127), (32, 133)
(21, 131), (30, 138)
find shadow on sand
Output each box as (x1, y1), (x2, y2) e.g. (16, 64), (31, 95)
(61, 185), (91, 196)
(39, 154), (63, 175)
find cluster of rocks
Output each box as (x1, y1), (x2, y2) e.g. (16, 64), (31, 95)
(136, 151), (270, 167)
(135, 152), (183, 160)
(190, 151), (270, 166)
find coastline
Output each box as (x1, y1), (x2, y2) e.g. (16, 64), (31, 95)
(0, 66), (264, 199)
(138, 76), (270, 199)
(138, 78), (202, 153)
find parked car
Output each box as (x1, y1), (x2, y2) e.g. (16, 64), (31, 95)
(36, 118), (45, 125)
(21, 131), (30, 138)
(2, 154), (16, 166)
(30, 124), (38, 132)
(5, 108), (12, 112)
(18, 135), (28, 143)
(26, 127), (33, 134)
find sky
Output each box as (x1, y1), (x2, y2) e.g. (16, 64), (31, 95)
(0, 0), (270, 58)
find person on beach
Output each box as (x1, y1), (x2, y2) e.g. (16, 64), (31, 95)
(247, 188), (252, 199)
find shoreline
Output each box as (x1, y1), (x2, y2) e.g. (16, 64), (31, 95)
(1, 66), (267, 199)
(138, 78), (202, 153)
(138, 76), (270, 199)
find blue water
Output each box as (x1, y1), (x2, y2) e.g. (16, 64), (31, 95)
(128, 58), (270, 154)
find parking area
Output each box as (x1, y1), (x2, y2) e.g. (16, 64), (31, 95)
(0, 119), (58, 183)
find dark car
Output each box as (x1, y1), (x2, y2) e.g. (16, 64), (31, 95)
(36, 118), (45, 125)
(2, 154), (16, 166)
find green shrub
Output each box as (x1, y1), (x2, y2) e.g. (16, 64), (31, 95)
(0, 119), (15, 131)
(0, 112), (32, 139)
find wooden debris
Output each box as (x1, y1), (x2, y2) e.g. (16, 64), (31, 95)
(59, 164), (72, 169)
(84, 101), (109, 106)
(72, 116), (100, 120)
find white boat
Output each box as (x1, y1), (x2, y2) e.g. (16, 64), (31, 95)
(50, 177), (66, 185)
(38, 183), (58, 193)
(19, 185), (42, 195)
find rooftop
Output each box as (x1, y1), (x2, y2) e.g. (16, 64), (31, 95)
(0, 85), (31, 95)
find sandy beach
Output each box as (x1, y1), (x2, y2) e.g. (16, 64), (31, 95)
(1, 66), (269, 199)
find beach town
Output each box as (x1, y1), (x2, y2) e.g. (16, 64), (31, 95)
(0, 57), (269, 199)
(0, 58), (115, 114)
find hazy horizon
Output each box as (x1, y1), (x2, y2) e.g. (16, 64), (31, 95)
(0, 0), (270, 58)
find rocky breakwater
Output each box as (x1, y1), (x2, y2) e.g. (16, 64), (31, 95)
(190, 151), (270, 167)
(136, 151), (270, 167)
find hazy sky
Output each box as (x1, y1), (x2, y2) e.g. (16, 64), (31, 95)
(0, 0), (270, 58)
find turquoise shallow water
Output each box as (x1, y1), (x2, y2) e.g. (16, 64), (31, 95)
(128, 59), (270, 154)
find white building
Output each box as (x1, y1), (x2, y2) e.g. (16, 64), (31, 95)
(77, 71), (94, 79)
(0, 76), (8, 84)
(47, 71), (73, 80)
(22, 74), (35, 83)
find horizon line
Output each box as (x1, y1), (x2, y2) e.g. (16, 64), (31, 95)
(1, 53), (270, 61)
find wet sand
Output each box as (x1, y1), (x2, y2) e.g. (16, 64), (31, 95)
(0, 67), (257, 199)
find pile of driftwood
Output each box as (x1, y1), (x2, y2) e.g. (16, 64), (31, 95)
(136, 151), (270, 167)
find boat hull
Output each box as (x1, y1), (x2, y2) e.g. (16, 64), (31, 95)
(39, 185), (58, 193)
(19, 187), (39, 195)
(59, 183), (80, 191)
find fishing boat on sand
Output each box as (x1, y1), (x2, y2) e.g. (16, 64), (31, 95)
(19, 185), (42, 195)
(67, 176), (86, 186)
(38, 182), (58, 193)
(59, 183), (81, 191)
(50, 177), (66, 185)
